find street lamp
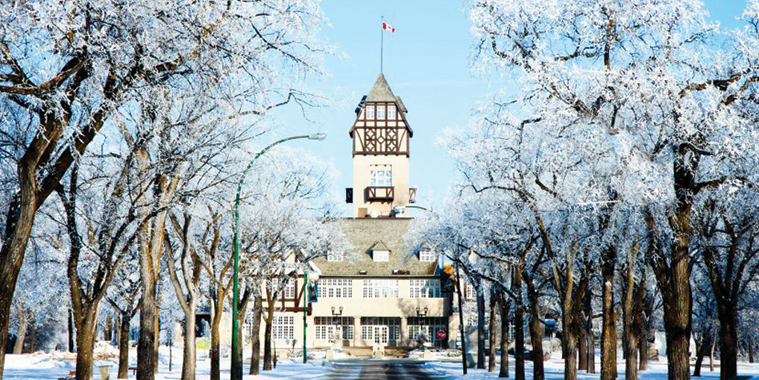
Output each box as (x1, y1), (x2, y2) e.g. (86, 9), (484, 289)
(231, 133), (327, 380)
(303, 271), (319, 363)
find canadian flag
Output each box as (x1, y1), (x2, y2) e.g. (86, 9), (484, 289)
(382, 22), (395, 33)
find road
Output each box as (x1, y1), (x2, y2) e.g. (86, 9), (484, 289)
(323, 359), (453, 380)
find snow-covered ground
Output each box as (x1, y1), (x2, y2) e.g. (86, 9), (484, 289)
(5, 347), (759, 380)
(427, 357), (759, 380)
(3, 346), (330, 380)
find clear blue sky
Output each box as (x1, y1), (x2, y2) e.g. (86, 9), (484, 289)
(275, 0), (748, 217)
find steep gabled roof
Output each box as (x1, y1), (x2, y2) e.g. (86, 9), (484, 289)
(366, 73), (397, 102)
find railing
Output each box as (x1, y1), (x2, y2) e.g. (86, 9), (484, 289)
(365, 186), (394, 201)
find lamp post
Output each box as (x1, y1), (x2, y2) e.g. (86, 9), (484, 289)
(303, 271), (319, 363)
(231, 133), (327, 380)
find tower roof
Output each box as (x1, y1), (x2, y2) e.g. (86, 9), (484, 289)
(366, 73), (397, 102)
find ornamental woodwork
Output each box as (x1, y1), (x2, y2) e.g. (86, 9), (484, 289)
(351, 101), (410, 156)
(365, 186), (394, 202)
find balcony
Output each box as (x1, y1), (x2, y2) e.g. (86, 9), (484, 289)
(365, 186), (394, 201)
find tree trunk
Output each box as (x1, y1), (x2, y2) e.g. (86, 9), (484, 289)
(514, 268), (525, 380)
(588, 323), (596, 374)
(600, 263), (617, 380)
(476, 282), (486, 369)
(249, 297), (262, 375)
(564, 324), (579, 380)
(498, 296), (509, 378)
(118, 313), (131, 379)
(263, 307), (274, 371)
(624, 327), (639, 380)
(28, 321), (34, 353)
(0, 188), (37, 378)
(13, 309), (26, 355)
(578, 316), (587, 372)
(69, 309), (76, 353)
(137, 279), (158, 380)
(718, 307), (738, 380)
(693, 334), (710, 377)
(639, 328), (647, 371)
(210, 307), (222, 380)
(710, 337), (715, 372)
(74, 311), (99, 380)
(182, 311), (197, 380)
(489, 293), (497, 372)
(651, 151), (695, 380)
(749, 336), (754, 363)
(527, 286), (544, 380)
(153, 285), (160, 375)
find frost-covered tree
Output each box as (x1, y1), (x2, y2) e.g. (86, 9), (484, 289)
(236, 149), (345, 372)
(0, 1), (328, 378)
(692, 184), (759, 379)
(467, 1), (759, 379)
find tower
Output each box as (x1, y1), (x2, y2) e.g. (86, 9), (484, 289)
(346, 73), (416, 217)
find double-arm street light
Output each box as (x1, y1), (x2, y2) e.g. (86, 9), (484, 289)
(231, 133), (327, 380)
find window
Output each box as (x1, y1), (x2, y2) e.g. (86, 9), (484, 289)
(410, 279), (442, 298)
(315, 317), (354, 341)
(283, 281), (295, 299)
(365, 105), (375, 119)
(361, 317), (400, 343)
(466, 283), (476, 300)
(362, 279), (399, 298)
(370, 169), (392, 187)
(272, 315), (294, 340)
(419, 249), (435, 262)
(388, 105), (396, 119)
(267, 279), (294, 299)
(377, 105), (386, 119)
(327, 251), (344, 262)
(408, 317), (447, 346)
(318, 279), (353, 298)
(373, 250), (389, 262)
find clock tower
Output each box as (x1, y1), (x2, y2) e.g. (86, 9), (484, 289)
(346, 73), (416, 217)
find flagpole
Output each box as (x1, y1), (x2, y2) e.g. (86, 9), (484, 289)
(380, 16), (384, 73)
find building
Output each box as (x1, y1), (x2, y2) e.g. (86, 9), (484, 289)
(256, 74), (453, 353)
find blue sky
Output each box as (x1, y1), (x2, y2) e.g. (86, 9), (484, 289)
(274, 0), (749, 217)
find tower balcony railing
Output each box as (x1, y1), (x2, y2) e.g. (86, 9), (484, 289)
(365, 186), (394, 201)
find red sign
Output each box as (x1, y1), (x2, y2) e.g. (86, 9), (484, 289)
(437, 329), (447, 339)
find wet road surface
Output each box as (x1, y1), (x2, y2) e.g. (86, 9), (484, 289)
(322, 359), (452, 380)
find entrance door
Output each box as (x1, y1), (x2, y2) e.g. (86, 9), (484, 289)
(373, 326), (388, 344)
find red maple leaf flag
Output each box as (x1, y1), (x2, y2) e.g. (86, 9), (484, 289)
(382, 22), (395, 33)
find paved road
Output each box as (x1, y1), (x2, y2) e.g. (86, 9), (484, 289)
(323, 359), (452, 380)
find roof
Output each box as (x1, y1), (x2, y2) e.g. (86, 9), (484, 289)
(349, 73), (414, 138)
(366, 73), (397, 102)
(313, 218), (437, 277)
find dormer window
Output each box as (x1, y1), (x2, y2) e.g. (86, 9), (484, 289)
(419, 249), (435, 262)
(388, 105), (396, 119)
(366, 105), (375, 119)
(373, 250), (389, 262)
(377, 105), (386, 119)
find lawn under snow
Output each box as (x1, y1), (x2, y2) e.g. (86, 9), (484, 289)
(427, 356), (759, 380)
(2, 346), (330, 380)
(4, 346), (759, 380)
